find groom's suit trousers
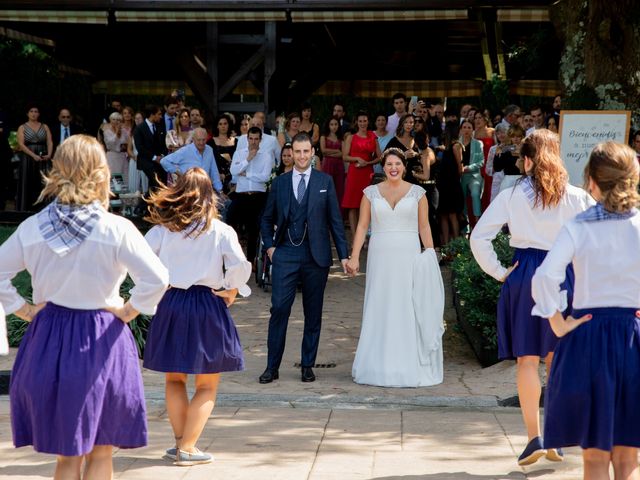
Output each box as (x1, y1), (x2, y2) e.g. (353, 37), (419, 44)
(267, 240), (330, 370)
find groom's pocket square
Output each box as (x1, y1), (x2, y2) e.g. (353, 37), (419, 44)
(319, 189), (327, 193)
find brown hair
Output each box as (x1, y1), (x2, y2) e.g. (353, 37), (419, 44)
(145, 167), (219, 237)
(38, 134), (111, 207)
(381, 147), (408, 178)
(520, 129), (567, 208)
(585, 141), (640, 213)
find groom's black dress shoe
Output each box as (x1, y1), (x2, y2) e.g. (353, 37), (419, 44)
(259, 368), (279, 384)
(301, 366), (316, 382)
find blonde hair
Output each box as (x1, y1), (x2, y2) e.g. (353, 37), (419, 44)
(145, 167), (219, 237)
(585, 141), (640, 213)
(520, 129), (567, 208)
(38, 135), (111, 207)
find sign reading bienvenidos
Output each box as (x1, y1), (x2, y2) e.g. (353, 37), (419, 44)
(559, 110), (631, 186)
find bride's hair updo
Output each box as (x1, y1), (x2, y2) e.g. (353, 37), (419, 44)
(585, 141), (640, 213)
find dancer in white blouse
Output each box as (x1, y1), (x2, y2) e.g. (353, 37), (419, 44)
(1, 135), (168, 480)
(143, 167), (252, 466)
(470, 129), (593, 466)
(532, 142), (640, 480)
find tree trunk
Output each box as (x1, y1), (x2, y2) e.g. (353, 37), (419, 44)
(551, 0), (640, 119)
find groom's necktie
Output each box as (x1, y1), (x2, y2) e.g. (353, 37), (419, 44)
(297, 173), (306, 203)
(63, 127), (69, 140)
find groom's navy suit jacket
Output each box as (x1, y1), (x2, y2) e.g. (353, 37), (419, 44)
(260, 169), (348, 267)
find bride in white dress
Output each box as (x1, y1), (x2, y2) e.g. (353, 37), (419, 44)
(346, 148), (445, 387)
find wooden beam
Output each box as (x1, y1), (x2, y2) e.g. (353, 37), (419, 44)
(206, 22), (219, 114)
(218, 44), (267, 100)
(219, 102), (265, 113)
(219, 34), (265, 45)
(478, 11), (493, 80)
(174, 54), (215, 113)
(494, 21), (506, 79)
(264, 21), (276, 117)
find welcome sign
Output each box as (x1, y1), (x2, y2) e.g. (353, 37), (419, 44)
(559, 110), (631, 186)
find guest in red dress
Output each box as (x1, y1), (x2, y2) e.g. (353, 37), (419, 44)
(320, 116), (344, 204)
(341, 111), (381, 241)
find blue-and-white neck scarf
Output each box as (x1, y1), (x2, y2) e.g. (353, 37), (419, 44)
(37, 199), (105, 257)
(575, 202), (638, 223)
(519, 176), (537, 208)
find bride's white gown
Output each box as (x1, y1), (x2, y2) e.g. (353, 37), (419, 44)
(352, 184), (445, 387)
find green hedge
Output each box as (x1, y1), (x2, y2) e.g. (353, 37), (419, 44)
(1, 226), (152, 358)
(442, 233), (514, 349)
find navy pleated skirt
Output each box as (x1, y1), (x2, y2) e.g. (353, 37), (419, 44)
(10, 303), (147, 456)
(143, 285), (244, 374)
(544, 307), (640, 451)
(497, 247), (574, 360)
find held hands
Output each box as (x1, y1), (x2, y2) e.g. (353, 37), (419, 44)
(267, 247), (275, 262)
(341, 258), (351, 275)
(345, 257), (359, 276)
(14, 302), (46, 322)
(500, 261), (519, 282)
(213, 288), (239, 307)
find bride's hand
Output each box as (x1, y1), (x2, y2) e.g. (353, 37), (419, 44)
(346, 257), (359, 276)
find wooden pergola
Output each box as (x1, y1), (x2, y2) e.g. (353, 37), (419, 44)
(0, 0), (559, 116)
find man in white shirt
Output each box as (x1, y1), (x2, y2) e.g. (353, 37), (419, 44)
(499, 104), (522, 129)
(526, 106), (545, 136)
(386, 93), (407, 136)
(228, 126), (275, 264)
(236, 111), (280, 166)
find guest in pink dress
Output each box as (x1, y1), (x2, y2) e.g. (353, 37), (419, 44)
(320, 116), (344, 204)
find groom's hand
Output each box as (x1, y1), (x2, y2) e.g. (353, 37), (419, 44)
(341, 258), (349, 274)
(267, 247), (275, 262)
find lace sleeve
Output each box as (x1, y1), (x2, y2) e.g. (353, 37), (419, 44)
(410, 184), (426, 201)
(362, 185), (379, 201)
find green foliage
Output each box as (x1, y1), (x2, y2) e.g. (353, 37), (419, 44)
(2, 226), (151, 358)
(565, 85), (600, 110)
(444, 233), (514, 349)
(0, 38), (92, 128)
(481, 75), (510, 116)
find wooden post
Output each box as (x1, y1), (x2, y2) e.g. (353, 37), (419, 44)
(206, 22), (219, 115)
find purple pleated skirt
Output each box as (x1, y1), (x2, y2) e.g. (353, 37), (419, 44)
(497, 247), (574, 360)
(10, 303), (147, 456)
(143, 285), (244, 374)
(545, 307), (640, 451)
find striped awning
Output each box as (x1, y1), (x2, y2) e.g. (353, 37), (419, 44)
(115, 10), (287, 22)
(510, 80), (561, 97)
(0, 10), (108, 24)
(314, 80), (483, 99)
(92, 80), (194, 96)
(0, 26), (55, 46)
(291, 9), (467, 22)
(497, 9), (550, 22)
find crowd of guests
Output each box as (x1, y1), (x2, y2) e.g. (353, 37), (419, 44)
(3, 91), (639, 261)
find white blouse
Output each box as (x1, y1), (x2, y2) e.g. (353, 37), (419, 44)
(0, 302), (7, 355)
(470, 182), (594, 281)
(532, 213), (640, 318)
(145, 219), (252, 297)
(0, 213), (169, 315)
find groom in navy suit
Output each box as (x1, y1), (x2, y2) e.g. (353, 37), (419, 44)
(260, 132), (349, 383)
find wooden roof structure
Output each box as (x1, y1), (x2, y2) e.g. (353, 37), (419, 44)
(0, 0), (560, 114)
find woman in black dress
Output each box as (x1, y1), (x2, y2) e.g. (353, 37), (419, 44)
(207, 113), (237, 193)
(436, 121), (464, 244)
